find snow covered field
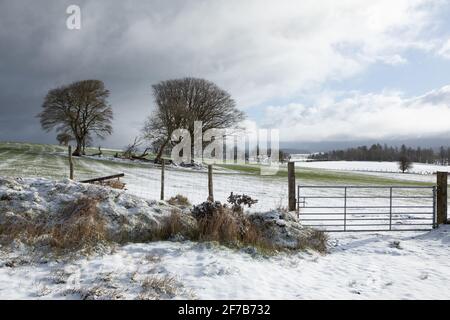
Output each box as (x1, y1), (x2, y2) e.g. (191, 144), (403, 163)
(0, 142), (285, 211)
(296, 160), (450, 175)
(0, 142), (438, 212)
(2, 228), (450, 299)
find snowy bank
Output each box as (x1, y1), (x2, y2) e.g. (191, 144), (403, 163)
(0, 177), (325, 254)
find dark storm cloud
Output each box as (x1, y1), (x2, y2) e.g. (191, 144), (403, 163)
(0, 0), (448, 148)
(0, 0), (199, 147)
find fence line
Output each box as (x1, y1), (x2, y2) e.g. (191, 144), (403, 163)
(2, 142), (447, 227)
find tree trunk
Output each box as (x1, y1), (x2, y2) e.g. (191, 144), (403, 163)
(82, 139), (86, 155)
(154, 138), (170, 164)
(73, 139), (82, 156)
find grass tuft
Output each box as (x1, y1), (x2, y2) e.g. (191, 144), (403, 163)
(167, 194), (191, 207)
(0, 197), (107, 253)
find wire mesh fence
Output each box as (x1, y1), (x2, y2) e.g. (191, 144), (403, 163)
(72, 159), (289, 212)
(0, 143), (288, 212)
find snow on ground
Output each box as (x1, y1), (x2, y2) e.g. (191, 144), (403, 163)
(296, 160), (450, 175)
(60, 157), (289, 213)
(0, 177), (449, 300)
(0, 142), (287, 211)
(1, 227), (450, 300)
(1, 144), (450, 300)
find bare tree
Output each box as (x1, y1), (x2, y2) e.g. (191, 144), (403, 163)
(144, 77), (245, 163)
(56, 132), (74, 146)
(38, 80), (113, 156)
(120, 136), (151, 160)
(398, 155), (413, 173)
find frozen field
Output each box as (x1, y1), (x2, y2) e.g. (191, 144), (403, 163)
(296, 160), (450, 175)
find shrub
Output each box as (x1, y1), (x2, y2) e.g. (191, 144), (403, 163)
(191, 201), (223, 219)
(190, 201), (273, 250)
(227, 193), (258, 212)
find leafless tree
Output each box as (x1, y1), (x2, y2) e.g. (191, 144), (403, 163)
(38, 80), (113, 156)
(115, 136), (151, 161)
(398, 155), (413, 173)
(144, 77), (245, 163)
(56, 132), (74, 146)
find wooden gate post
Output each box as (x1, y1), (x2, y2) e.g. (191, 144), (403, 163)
(68, 145), (74, 180)
(208, 165), (214, 202)
(288, 162), (296, 211)
(436, 172), (448, 225)
(160, 159), (165, 201)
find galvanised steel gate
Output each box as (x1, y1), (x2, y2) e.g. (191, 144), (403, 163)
(297, 185), (436, 232)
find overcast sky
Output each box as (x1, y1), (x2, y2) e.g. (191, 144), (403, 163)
(1, 0), (450, 149)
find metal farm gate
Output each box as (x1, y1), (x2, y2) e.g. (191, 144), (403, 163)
(297, 185), (436, 232)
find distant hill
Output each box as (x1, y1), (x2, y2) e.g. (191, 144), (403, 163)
(281, 148), (311, 155)
(280, 135), (450, 153)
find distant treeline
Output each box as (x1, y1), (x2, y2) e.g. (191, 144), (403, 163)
(309, 144), (450, 165)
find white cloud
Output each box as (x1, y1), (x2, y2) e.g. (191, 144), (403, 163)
(438, 39), (450, 59)
(377, 54), (408, 65)
(262, 85), (450, 142)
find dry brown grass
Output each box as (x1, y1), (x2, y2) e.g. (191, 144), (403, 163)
(196, 208), (240, 243)
(154, 205), (274, 251)
(195, 206), (276, 251)
(64, 285), (124, 300)
(93, 180), (126, 190)
(0, 197), (108, 252)
(297, 229), (329, 253)
(153, 209), (197, 241)
(167, 194), (191, 207)
(50, 197), (107, 249)
(137, 275), (197, 300)
(138, 275), (179, 300)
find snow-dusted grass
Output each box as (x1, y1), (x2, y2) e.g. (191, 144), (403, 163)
(1, 227), (450, 299)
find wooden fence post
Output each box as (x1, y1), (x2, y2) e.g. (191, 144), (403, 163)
(68, 145), (74, 180)
(160, 159), (165, 201)
(437, 171), (448, 225)
(208, 165), (214, 202)
(288, 162), (296, 211)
